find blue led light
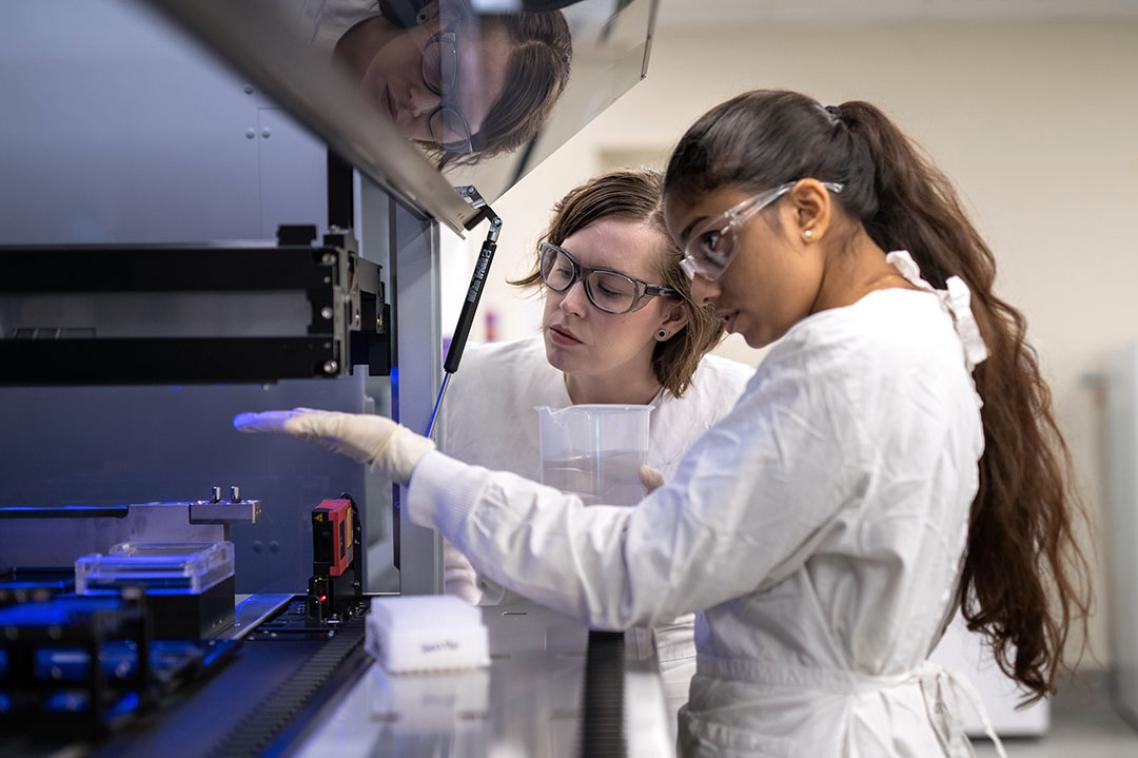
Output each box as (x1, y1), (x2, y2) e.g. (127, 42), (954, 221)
(198, 640), (239, 668)
(0, 597), (122, 627)
(33, 642), (138, 683)
(0, 505), (128, 516)
(36, 648), (88, 682)
(0, 581), (70, 591)
(45, 691), (89, 713)
(106, 691), (141, 719)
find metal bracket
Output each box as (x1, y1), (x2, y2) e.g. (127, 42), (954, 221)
(425, 186), (502, 437)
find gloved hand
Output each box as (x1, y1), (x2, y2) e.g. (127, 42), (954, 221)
(639, 464), (665, 494)
(233, 408), (435, 485)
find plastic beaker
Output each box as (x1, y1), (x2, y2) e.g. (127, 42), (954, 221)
(536, 404), (651, 506)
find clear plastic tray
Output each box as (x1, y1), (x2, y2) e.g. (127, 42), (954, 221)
(75, 541), (234, 595)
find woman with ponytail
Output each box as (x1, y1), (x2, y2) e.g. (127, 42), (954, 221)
(237, 89), (1089, 757)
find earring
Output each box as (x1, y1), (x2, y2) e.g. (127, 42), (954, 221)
(804, 229), (814, 240)
(416, 10), (430, 22)
(656, 329), (669, 341)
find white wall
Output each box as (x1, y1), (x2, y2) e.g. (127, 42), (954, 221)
(449, 19), (1138, 666)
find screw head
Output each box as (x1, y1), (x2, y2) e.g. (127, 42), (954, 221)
(245, 128), (255, 140)
(321, 253), (336, 265)
(321, 306), (334, 320)
(323, 360), (339, 375)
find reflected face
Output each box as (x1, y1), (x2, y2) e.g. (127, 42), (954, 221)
(360, 19), (511, 149)
(665, 188), (823, 349)
(542, 218), (676, 379)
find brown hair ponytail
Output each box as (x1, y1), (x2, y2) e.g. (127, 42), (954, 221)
(665, 89), (1090, 701)
(839, 100), (1090, 700)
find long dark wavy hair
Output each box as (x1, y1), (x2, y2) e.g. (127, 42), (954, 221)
(663, 89), (1090, 701)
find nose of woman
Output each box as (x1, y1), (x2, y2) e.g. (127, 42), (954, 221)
(690, 274), (720, 307)
(406, 83), (442, 118)
(558, 279), (589, 316)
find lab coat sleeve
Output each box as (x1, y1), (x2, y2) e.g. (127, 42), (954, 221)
(442, 539), (483, 604)
(435, 372), (482, 605)
(408, 358), (865, 629)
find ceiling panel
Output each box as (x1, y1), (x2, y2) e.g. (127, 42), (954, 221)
(656, 0), (1138, 29)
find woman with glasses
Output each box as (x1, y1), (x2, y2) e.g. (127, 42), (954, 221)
(437, 168), (751, 727)
(316, 0), (571, 163)
(237, 90), (1089, 757)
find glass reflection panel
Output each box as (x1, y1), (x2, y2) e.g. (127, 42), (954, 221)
(152, 0), (656, 221)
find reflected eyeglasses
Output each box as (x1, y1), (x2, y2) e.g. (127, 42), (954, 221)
(539, 242), (678, 315)
(680, 181), (844, 282)
(422, 32), (473, 156)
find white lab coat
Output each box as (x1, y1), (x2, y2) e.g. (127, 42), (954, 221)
(436, 336), (753, 719)
(303, 0), (381, 50)
(409, 252), (995, 757)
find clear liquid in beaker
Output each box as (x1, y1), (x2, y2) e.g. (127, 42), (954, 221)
(540, 449), (646, 506)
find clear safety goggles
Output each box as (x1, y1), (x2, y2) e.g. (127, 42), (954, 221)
(680, 181), (844, 281)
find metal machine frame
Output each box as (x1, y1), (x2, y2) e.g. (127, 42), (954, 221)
(0, 226), (389, 385)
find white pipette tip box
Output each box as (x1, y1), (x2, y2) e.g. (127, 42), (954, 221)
(366, 595), (491, 673)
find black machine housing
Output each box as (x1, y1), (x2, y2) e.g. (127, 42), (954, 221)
(0, 225), (389, 385)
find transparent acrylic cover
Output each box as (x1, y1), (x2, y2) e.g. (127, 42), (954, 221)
(75, 541), (235, 595)
(143, 0), (658, 232)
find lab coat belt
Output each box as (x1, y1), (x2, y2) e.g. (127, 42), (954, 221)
(914, 661), (1008, 758)
(694, 654), (912, 690)
(694, 656), (1007, 758)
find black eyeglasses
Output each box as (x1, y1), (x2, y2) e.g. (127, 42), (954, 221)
(421, 32), (474, 155)
(539, 242), (678, 315)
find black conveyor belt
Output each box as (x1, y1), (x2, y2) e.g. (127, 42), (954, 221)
(90, 603), (366, 758)
(581, 630), (626, 757)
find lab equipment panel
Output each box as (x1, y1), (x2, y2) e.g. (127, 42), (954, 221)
(0, 229), (389, 385)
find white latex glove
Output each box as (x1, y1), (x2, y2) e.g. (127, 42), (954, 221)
(233, 408), (434, 485)
(639, 464), (665, 494)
